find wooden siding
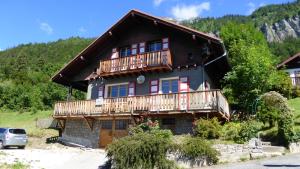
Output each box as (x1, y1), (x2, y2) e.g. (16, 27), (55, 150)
(54, 90), (230, 119)
(97, 49), (172, 77)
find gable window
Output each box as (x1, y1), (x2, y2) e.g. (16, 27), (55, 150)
(107, 84), (129, 98)
(139, 42), (145, 54)
(98, 86), (104, 98)
(148, 41), (162, 52)
(120, 46), (131, 57)
(162, 38), (169, 50)
(131, 44), (138, 55)
(161, 78), (179, 94)
(128, 82), (135, 96)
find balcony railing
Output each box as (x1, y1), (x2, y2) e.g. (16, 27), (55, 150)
(292, 77), (300, 87)
(54, 90), (230, 119)
(97, 49), (172, 77)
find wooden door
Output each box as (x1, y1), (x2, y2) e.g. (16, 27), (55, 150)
(99, 120), (113, 148)
(99, 119), (129, 148)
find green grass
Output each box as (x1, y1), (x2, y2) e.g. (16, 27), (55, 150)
(0, 162), (29, 169)
(0, 110), (56, 137)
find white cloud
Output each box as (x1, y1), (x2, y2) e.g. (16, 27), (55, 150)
(0, 48), (3, 51)
(39, 22), (53, 35)
(171, 2), (210, 21)
(153, 0), (166, 6)
(78, 27), (87, 34)
(246, 2), (265, 15)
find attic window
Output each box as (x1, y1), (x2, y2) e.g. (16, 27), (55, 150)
(120, 46), (131, 57)
(148, 41), (162, 52)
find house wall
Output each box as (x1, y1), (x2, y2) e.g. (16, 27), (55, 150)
(86, 66), (215, 99)
(72, 17), (220, 83)
(285, 68), (300, 86)
(62, 119), (101, 148)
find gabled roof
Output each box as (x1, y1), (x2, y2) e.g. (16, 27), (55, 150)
(277, 52), (300, 69)
(51, 9), (225, 90)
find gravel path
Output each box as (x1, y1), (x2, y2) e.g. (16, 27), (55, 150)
(0, 147), (107, 169)
(203, 153), (300, 169)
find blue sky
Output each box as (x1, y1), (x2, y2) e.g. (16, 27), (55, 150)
(0, 0), (294, 50)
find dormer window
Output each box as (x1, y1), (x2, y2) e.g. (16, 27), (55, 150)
(148, 41), (162, 52)
(120, 46), (131, 57)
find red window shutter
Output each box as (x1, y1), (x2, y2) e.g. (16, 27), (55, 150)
(128, 82), (136, 96)
(150, 80), (159, 94)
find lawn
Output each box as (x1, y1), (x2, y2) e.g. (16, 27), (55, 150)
(288, 97), (300, 132)
(0, 110), (57, 138)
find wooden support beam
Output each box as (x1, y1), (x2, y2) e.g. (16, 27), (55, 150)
(84, 117), (95, 131)
(57, 119), (66, 131)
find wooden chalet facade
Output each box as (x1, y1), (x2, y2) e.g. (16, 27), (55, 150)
(51, 10), (230, 148)
(277, 52), (300, 87)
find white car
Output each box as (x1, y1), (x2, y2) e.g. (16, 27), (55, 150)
(0, 128), (28, 149)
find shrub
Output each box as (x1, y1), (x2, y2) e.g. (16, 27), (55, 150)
(176, 137), (219, 165)
(128, 119), (159, 135)
(106, 129), (176, 169)
(235, 120), (262, 143)
(194, 118), (222, 139)
(221, 122), (241, 141)
(260, 91), (295, 146)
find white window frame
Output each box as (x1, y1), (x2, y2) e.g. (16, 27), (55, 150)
(105, 82), (129, 98)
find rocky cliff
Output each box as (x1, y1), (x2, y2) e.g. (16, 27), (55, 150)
(261, 15), (300, 42)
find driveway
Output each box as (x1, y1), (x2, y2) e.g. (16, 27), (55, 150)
(203, 153), (300, 169)
(0, 147), (107, 169)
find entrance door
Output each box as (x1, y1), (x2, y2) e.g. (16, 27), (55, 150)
(99, 119), (129, 148)
(179, 77), (189, 110)
(99, 120), (113, 148)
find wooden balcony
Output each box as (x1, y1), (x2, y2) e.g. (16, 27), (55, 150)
(97, 49), (172, 77)
(292, 77), (300, 87)
(53, 90), (230, 120)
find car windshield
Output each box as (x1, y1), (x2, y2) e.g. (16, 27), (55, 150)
(9, 129), (26, 134)
(0, 128), (6, 133)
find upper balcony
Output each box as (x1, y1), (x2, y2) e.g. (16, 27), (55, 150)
(97, 49), (172, 77)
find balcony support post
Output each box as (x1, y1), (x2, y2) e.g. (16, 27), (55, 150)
(67, 85), (73, 101)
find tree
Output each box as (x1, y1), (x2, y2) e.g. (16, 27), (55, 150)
(220, 22), (292, 113)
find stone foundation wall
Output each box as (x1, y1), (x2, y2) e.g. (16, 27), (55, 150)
(62, 119), (101, 148)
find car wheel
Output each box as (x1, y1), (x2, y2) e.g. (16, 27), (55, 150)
(0, 141), (3, 149)
(18, 146), (25, 149)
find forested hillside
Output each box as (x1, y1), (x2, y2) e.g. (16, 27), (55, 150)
(0, 0), (299, 112)
(0, 37), (93, 111)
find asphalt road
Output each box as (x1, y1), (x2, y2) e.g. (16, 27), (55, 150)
(203, 153), (300, 169)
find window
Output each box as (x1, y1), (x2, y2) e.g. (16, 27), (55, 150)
(150, 80), (159, 94)
(139, 42), (145, 53)
(148, 41), (162, 52)
(98, 86), (104, 98)
(162, 118), (175, 125)
(8, 129), (26, 134)
(131, 44), (137, 55)
(101, 121), (112, 129)
(0, 128), (6, 133)
(120, 46), (131, 57)
(161, 79), (179, 94)
(115, 120), (127, 130)
(162, 38), (169, 50)
(107, 84), (129, 98)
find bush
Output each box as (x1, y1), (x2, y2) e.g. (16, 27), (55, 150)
(194, 118), (222, 139)
(106, 129), (176, 169)
(235, 120), (262, 143)
(129, 119), (159, 135)
(176, 137), (219, 165)
(221, 122), (241, 141)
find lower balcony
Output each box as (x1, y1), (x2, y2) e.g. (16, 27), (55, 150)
(53, 90), (230, 120)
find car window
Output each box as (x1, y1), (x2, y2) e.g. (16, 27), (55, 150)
(8, 129), (26, 134)
(0, 128), (6, 133)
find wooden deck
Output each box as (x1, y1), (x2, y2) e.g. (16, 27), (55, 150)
(53, 90), (230, 120)
(97, 49), (172, 77)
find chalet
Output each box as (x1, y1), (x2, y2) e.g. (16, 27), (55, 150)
(277, 52), (300, 87)
(51, 10), (230, 148)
